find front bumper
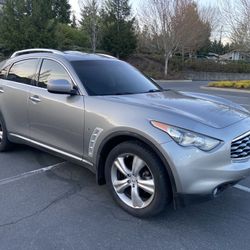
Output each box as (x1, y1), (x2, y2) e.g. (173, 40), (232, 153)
(159, 128), (250, 203)
(174, 180), (241, 207)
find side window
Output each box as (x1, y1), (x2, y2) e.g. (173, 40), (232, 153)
(38, 59), (72, 89)
(7, 59), (39, 85)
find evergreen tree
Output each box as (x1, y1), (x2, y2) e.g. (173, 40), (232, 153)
(198, 40), (232, 56)
(52, 0), (71, 24)
(71, 13), (77, 28)
(100, 0), (137, 58)
(0, 0), (73, 54)
(0, 0), (58, 53)
(80, 0), (100, 53)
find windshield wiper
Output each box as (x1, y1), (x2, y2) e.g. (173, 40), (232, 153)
(146, 89), (162, 93)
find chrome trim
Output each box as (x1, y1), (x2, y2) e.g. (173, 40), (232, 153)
(10, 133), (93, 166)
(7, 57), (84, 96)
(29, 96), (41, 103)
(97, 53), (116, 59)
(88, 128), (103, 157)
(11, 49), (64, 58)
(232, 131), (250, 142)
(232, 155), (250, 162)
(38, 57), (83, 95)
(0, 89), (4, 93)
(231, 130), (250, 160)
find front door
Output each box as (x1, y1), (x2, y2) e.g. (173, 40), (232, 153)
(28, 59), (84, 158)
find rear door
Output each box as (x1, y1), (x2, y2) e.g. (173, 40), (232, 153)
(0, 59), (39, 137)
(28, 59), (85, 158)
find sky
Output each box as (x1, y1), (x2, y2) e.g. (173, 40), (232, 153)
(69, 0), (227, 42)
(69, 0), (219, 17)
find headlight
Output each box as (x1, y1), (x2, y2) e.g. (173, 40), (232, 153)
(151, 121), (221, 151)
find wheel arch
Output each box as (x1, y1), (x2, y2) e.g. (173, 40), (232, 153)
(95, 131), (177, 194)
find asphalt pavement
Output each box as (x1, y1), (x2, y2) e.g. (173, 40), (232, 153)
(0, 81), (250, 250)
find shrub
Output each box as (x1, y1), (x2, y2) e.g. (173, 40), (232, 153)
(209, 80), (250, 89)
(184, 59), (250, 73)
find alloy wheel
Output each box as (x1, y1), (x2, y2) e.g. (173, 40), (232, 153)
(111, 154), (155, 209)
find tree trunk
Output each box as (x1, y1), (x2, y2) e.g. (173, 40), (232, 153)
(92, 27), (96, 53)
(164, 55), (170, 78)
(92, 19), (97, 53)
(182, 47), (185, 63)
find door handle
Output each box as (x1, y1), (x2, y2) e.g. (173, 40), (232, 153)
(29, 96), (41, 103)
(0, 88), (4, 94)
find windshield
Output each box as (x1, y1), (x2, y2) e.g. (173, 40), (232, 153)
(71, 60), (161, 96)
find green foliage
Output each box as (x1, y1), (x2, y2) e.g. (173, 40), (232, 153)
(0, 0), (72, 55)
(100, 0), (137, 58)
(184, 59), (250, 73)
(80, 0), (100, 53)
(55, 23), (88, 50)
(105, 0), (130, 20)
(71, 13), (77, 28)
(0, 0), (58, 54)
(51, 0), (71, 24)
(198, 40), (232, 56)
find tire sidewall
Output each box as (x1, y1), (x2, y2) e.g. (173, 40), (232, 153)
(0, 116), (10, 151)
(105, 141), (171, 217)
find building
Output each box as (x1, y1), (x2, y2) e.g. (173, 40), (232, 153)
(220, 51), (250, 62)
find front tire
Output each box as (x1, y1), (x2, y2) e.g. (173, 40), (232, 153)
(0, 116), (12, 152)
(105, 141), (172, 218)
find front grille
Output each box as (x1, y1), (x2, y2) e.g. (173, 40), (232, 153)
(231, 132), (250, 159)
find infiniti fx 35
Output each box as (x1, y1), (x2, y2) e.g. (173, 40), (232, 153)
(0, 49), (249, 217)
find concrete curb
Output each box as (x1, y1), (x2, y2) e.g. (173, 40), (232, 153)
(201, 86), (250, 94)
(157, 80), (193, 83)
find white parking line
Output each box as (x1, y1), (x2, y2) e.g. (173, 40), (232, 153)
(0, 162), (65, 186)
(234, 184), (250, 193)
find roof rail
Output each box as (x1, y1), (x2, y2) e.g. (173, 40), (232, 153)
(97, 53), (116, 59)
(64, 51), (87, 55)
(10, 48), (64, 58)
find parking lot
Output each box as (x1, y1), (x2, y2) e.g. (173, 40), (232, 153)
(0, 81), (250, 250)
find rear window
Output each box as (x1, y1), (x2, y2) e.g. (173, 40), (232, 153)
(71, 60), (160, 96)
(7, 59), (39, 85)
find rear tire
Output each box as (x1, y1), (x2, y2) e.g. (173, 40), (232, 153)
(0, 116), (12, 152)
(105, 141), (172, 218)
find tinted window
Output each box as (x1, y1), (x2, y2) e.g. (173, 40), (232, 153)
(38, 59), (72, 88)
(71, 60), (160, 96)
(7, 59), (39, 85)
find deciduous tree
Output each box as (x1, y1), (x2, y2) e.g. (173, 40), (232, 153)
(221, 0), (250, 51)
(140, 0), (212, 77)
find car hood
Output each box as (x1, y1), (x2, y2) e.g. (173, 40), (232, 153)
(106, 90), (249, 129)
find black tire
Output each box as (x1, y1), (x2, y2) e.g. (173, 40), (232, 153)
(0, 116), (12, 152)
(105, 141), (172, 218)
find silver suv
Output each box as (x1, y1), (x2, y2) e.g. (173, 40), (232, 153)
(0, 49), (250, 217)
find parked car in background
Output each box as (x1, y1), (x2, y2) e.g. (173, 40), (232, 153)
(0, 49), (250, 217)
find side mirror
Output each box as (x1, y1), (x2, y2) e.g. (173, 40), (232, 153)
(47, 79), (77, 95)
